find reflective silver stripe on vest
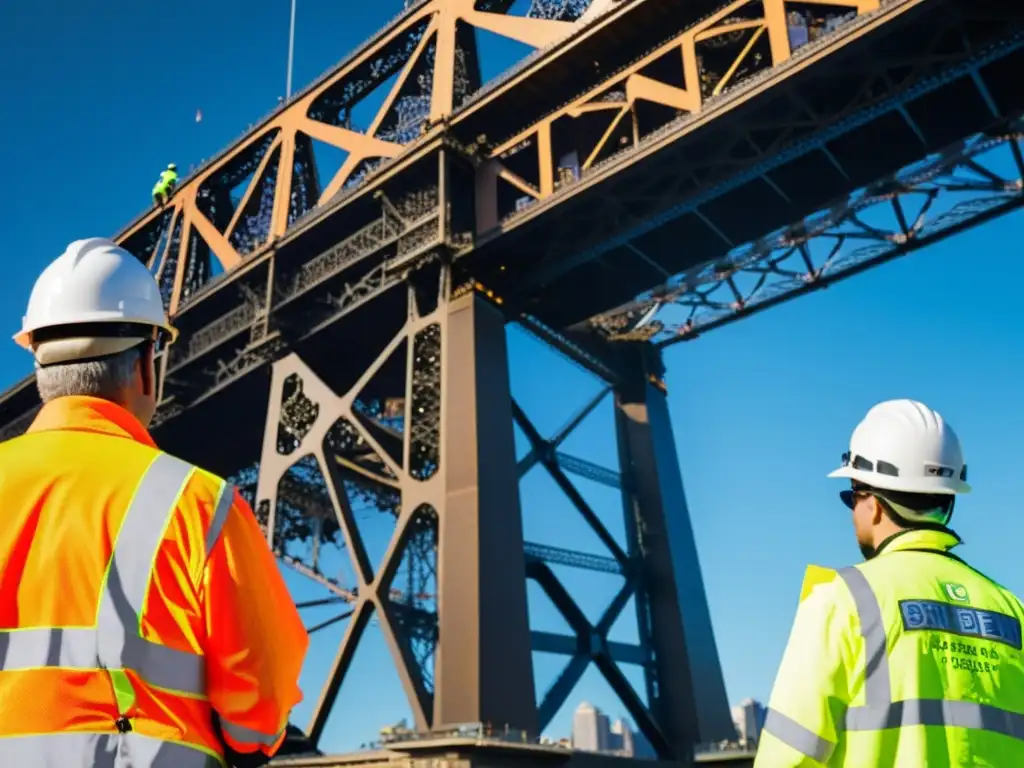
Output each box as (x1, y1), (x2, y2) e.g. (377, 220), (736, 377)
(836, 567), (891, 707)
(846, 698), (1024, 740)
(764, 707), (836, 763)
(205, 480), (234, 557)
(0, 452), (207, 696)
(0, 731), (223, 767)
(0, 628), (202, 693)
(220, 717), (285, 748)
(835, 566), (1024, 742)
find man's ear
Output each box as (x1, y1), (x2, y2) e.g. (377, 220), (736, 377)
(870, 496), (886, 526)
(139, 342), (156, 398)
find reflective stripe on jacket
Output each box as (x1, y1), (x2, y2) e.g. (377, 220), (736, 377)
(755, 528), (1024, 767)
(0, 397), (309, 767)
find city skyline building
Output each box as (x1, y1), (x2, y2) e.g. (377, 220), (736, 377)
(731, 698), (767, 746)
(610, 718), (634, 756)
(571, 702), (656, 758)
(572, 701), (610, 752)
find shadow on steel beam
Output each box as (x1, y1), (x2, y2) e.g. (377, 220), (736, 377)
(274, 724), (323, 758)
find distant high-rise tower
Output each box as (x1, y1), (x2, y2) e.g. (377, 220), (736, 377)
(731, 699), (767, 746)
(610, 718), (635, 756)
(572, 702), (611, 752)
(596, 710), (611, 751)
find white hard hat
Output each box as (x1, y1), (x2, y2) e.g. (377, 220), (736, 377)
(15, 238), (178, 365)
(828, 399), (970, 495)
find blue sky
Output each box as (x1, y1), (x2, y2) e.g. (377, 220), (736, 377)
(2, 0), (1023, 756)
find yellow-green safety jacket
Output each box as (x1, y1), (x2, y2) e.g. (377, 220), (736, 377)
(153, 169), (178, 196)
(755, 529), (1024, 767)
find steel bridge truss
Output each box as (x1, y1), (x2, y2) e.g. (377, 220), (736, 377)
(475, 0), (885, 227)
(1, 0), (1017, 759)
(113, 0), (604, 316)
(582, 116), (1024, 344)
(240, 260), (731, 760)
(104, 0), (909, 321)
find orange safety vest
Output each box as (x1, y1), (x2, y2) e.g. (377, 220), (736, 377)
(0, 396), (308, 767)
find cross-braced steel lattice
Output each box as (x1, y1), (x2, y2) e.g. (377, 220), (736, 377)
(251, 311), (445, 738)
(583, 117), (1024, 344)
(511, 346), (735, 758)
(247, 269), (542, 749)
(238, 254), (732, 761)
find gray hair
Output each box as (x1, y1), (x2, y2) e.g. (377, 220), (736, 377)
(36, 346), (142, 403)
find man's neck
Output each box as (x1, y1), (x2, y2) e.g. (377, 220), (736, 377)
(873, 526), (962, 558)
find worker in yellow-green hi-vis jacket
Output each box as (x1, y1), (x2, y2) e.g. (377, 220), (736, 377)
(152, 163), (179, 206)
(755, 399), (1024, 767)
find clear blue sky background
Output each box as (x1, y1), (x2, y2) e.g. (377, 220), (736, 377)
(2, 0), (1023, 755)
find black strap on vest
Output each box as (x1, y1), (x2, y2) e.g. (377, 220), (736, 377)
(900, 546), (966, 563)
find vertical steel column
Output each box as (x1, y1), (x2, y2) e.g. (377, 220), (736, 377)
(433, 291), (538, 734)
(613, 344), (734, 753)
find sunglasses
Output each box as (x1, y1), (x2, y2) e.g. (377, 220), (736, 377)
(839, 486), (873, 510)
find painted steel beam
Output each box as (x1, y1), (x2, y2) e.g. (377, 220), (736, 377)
(472, 0), (911, 263)
(523, 541), (624, 575)
(105, 0), (606, 316)
(615, 346), (735, 747)
(530, 630), (646, 665)
(556, 451), (621, 490)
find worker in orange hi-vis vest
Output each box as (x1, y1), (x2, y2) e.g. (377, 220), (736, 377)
(0, 238), (310, 768)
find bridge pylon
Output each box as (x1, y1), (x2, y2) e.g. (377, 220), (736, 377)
(249, 228), (732, 760)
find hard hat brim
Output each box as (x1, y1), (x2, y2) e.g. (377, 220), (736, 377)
(34, 336), (147, 367)
(14, 319), (178, 354)
(827, 464), (971, 494)
(12, 328), (31, 351)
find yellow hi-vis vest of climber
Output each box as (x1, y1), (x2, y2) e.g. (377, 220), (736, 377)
(152, 163), (179, 206)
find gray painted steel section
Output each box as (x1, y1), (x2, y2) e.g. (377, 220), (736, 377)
(614, 347), (733, 751)
(435, 293), (537, 733)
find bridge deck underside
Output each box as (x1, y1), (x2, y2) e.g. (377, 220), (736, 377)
(459, 0), (1023, 329)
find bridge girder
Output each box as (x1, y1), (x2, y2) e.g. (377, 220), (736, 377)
(473, 0), (883, 224)
(110, 0), (602, 316)
(584, 120), (1024, 344)
(460, 0), (1024, 331)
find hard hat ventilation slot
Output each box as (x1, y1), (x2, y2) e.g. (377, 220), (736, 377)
(841, 452), (900, 477)
(875, 460), (899, 477)
(852, 455), (873, 471)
